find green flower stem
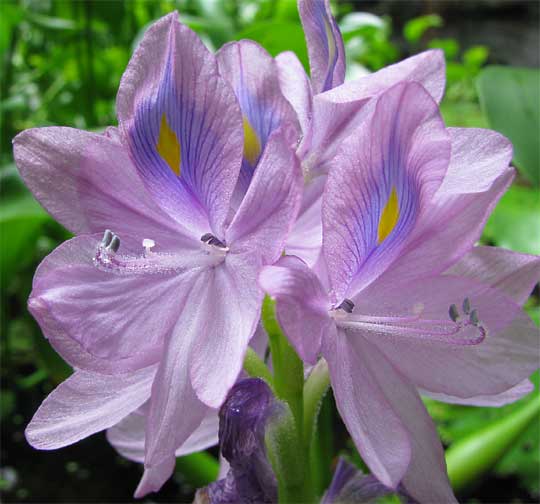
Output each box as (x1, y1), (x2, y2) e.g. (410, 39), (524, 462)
(446, 391), (540, 491)
(175, 452), (219, 488)
(266, 402), (310, 503)
(303, 358), (331, 497)
(243, 347), (274, 390)
(262, 297), (304, 434)
(309, 393), (334, 496)
(262, 296), (315, 503)
(303, 358), (331, 447)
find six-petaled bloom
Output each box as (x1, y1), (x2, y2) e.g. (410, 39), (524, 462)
(14, 12), (302, 497)
(260, 80), (540, 503)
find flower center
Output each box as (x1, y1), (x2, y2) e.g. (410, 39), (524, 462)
(93, 230), (226, 276)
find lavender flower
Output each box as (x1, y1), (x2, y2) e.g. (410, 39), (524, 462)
(260, 81), (540, 502)
(14, 12), (302, 496)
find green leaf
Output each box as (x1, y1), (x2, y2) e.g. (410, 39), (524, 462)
(477, 66), (540, 185)
(446, 387), (540, 492)
(440, 100), (488, 128)
(0, 193), (49, 282)
(482, 185), (540, 255)
(175, 452), (219, 488)
(403, 14), (443, 44)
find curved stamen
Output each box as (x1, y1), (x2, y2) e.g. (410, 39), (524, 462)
(334, 297), (488, 346)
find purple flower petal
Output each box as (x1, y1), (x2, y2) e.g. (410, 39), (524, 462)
(298, 93), (372, 180)
(380, 128), (513, 284)
(275, 50), (313, 135)
(324, 334), (456, 502)
(422, 379), (534, 407)
(322, 81), (450, 300)
(106, 404), (218, 463)
(299, 0), (345, 94)
(322, 458), (359, 504)
(139, 273), (212, 496)
(322, 49), (446, 105)
(188, 259), (262, 409)
(12, 127), (192, 244)
(447, 246), (540, 306)
(260, 256), (331, 364)
(353, 274), (538, 399)
(135, 458), (176, 499)
(26, 366), (155, 450)
(29, 234), (208, 374)
(217, 41), (299, 197)
(117, 13), (243, 236)
(227, 127), (303, 265)
(285, 177), (325, 266)
(323, 458), (405, 504)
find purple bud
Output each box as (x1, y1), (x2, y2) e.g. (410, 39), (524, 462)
(196, 378), (279, 503)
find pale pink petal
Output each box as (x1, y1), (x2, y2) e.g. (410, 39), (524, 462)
(297, 93), (370, 179)
(141, 273), (211, 496)
(135, 458), (176, 499)
(26, 366), (155, 450)
(285, 180), (324, 267)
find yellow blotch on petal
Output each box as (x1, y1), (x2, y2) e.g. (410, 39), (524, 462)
(243, 116), (261, 166)
(377, 187), (400, 244)
(157, 114), (181, 175)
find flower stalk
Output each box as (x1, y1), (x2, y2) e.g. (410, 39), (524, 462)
(262, 296), (316, 503)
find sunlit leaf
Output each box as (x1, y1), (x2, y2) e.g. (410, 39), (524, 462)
(483, 185), (540, 255)
(0, 193), (49, 282)
(477, 66), (540, 186)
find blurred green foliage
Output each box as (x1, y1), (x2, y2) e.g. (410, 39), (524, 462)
(1, 1), (538, 502)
